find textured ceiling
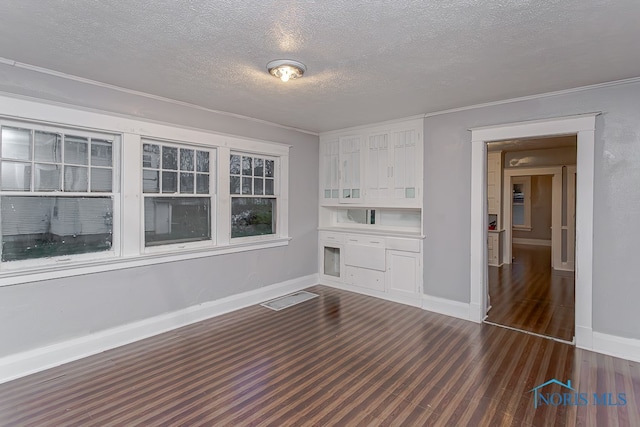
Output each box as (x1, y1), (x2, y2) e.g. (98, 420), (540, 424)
(0, 0), (639, 133)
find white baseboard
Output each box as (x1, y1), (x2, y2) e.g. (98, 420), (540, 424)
(575, 325), (593, 350)
(591, 332), (640, 363)
(0, 273), (318, 385)
(512, 238), (552, 247)
(422, 294), (471, 321)
(322, 281), (422, 308)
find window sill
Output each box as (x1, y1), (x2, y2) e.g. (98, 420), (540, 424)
(0, 237), (291, 287)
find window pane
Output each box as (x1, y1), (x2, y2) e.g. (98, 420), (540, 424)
(64, 135), (89, 165)
(231, 197), (276, 238)
(230, 154), (241, 174)
(1, 127), (31, 161)
(513, 205), (525, 226)
(242, 156), (252, 175)
(91, 168), (113, 192)
(143, 170), (159, 193)
(513, 183), (524, 203)
(265, 159), (274, 177)
(254, 178), (263, 195)
(265, 178), (274, 195)
(180, 148), (194, 171)
(64, 166), (89, 192)
(144, 197), (211, 246)
(196, 151), (209, 172)
(34, 131), (61, 163)
(242, 177), (252, 194)
(180, 172), (194, 193)
(230, 176), (240, 194)
(1, 161), (31, 191)
(254, 158), (263, 176)
(35, 164), (61, 191)
(162, 146), (178, 170)
(91, 139), (112, 167)
(196, 174), (209, 194)
(162, 171), (177, 193)
(143, 144), (160, 168)
(1, 196), (113, 262)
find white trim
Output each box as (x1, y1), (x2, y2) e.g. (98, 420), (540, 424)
(503, 167), (563, 267)
(427, 77), (640, 119)
(512, 238), (552, 247)
(0, 238), (291, 287)
(0, 273), (318, 384)
(422, 294), (471, 321)
(591, 332), (640, 363)
(470, 114), (597, 352)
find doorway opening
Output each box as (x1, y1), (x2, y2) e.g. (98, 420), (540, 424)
(469, 113), (597, 351)
(484, 137), (576, 342)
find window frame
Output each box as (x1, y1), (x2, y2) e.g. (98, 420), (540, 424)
(229, 151), (280, 242)
(0, 96), (291, 285)
(511, 175), (532, 231)
(0, 119), (121, 270)
(140, 138), (217, 254)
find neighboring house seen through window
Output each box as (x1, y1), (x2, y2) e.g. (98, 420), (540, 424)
(0, 122), (117, 263)
(142, 140), (215, 248)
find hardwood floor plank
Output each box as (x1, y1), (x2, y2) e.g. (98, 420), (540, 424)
(0, 285), (637, 426)
(488, 245), (575, 341)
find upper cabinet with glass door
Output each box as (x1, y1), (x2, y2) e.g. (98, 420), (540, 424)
(319, 118), (423, 207)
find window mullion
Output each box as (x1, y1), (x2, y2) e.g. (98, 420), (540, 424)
(121, 133), (142, 257)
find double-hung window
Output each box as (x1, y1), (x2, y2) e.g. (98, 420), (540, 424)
(0, 121), (118, 266)
(142, 140), (216, 249)
(229, 153), (278, 239)
(512, 176), (531, 230)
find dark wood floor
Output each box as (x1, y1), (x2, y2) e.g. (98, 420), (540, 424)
(1, 285), (638, 426)
(487, 245), (575, 342)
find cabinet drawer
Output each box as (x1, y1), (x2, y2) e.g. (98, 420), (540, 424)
(319, 231), (345, 243)
(345, 235), (385, 247)
(345, 266), (385, 292)
(345, 244), (386, 271)
(385, 237), (420, 253)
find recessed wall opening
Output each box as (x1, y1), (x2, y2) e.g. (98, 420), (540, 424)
(470, 113), (597, 351)
(485, 136), (577, 342)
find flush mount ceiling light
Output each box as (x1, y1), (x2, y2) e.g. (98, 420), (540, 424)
(267, 60), (306, 82)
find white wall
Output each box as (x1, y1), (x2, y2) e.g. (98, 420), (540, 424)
(0, 67), (319, 357)
(423, 80), (640, 340)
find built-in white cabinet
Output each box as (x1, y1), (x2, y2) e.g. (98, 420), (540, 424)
(386, 250), (420, 295)
(488, 230), (503, 267)
(339, 135), (363, 203)
(318, 230), (422, 305)
(321, 137), (340, 200)
(318, 118), (423, 306)
(320, 118), (423, 207)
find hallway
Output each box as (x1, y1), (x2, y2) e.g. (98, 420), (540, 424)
(487, 245), (575, 342)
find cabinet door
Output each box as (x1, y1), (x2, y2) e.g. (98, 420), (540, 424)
(366, 131), (391, 200)
(339, 135), (363, 203)
(391, 129), (419, 200)
(386, 250), (419, 294)
(320, 138), (340, 200)
(487, 233), (499, 266)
